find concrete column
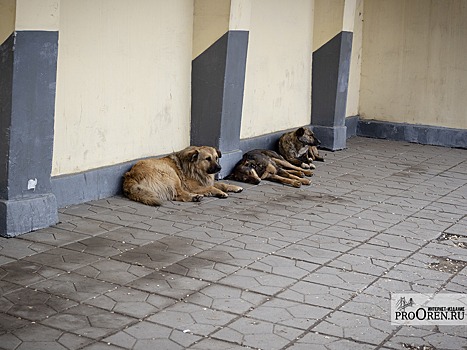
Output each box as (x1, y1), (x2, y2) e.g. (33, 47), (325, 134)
(0, 1), (59, 237)
(311, 0), (356, 150)
(191, 0), (250, 177)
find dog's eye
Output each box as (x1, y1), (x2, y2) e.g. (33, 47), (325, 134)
(206, 156), (212, 161)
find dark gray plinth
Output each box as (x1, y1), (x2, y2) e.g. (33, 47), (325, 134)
(191, 30), (249, 178)
(311, 31), (353, 150)
(0, 31), (59, 237)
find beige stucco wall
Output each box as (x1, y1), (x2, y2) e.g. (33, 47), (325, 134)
(313, 0), (344, 51)
(52, 0), (193, 175)
(15, 0), (59, 31)
(240, 0), (313, 139)
(345, 0), (363, 117)
(360, 0), (467, 129)
(0, 0), (15, 44)
(192, 0), (230, 59)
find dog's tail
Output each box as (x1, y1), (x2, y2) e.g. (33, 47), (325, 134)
(123, 175), (163, 206)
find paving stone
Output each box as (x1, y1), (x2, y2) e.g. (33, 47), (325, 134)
(367, 232), (428, 251)
(84, 286), (175, 319)
(0, 238), (53, 260)
(147, 302), (237, 336)
(312, 311), (389, 345)
(305, 267), (379, 293)
(347, 243), (413, 263)
(361, 277), (439, 299)
(32, 273), (117, 302)
(0, 287), (77, 321)
(98, 226), (167, 246)
(297, 234), (360, 253)
(338, 293), (390, 320)
(277, 280), (355, 309)
(40, 304), (136, 339)
(335, 216), (393, 232)
(274, 244), (342, 265)
(104, 320), (202, 349)
(187, 338), (250, 349)
(62, 236), (137, 258)
(384, 325), (467, 350)
(327, 254), (395, 277)
(54, 217), (122, 236)
(185, 284), (267, 314)
(248, 254), (319, 279)
(289, 332), (377, 350)
(24, 248), (101, 272)
(74, 258), (154, 284)
(174, 226), (240, 245)
(130, 217), (194, 234)
(162, 256), (241, 282)
(202, 217), (264, 234)
(0, 312), (31, 332)
(211, 316), (303, 350)
(251, 226), (314, 244)
(246, 297), (330, 330)
(317, 226), (378, 243)
(59, 203), (114, 218)
(127, 271), (209, 300)
(0, 260), (64, 288)
(0, 323), (94, 350)
(223, 234), (290, 254)
(195, 245), (268, 268)
(19, 227), (92, 247)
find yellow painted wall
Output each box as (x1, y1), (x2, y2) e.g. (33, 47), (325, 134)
(313, 0), (344, 51)
(240, 0), (313, 139)
(360, 0), (467, 129)
(0, 0), (15, 44)
(345, 0), (363, 117)
(15, 0), (59, 31)
(192, 0), (230, 59)
(52, 0), (193, 175)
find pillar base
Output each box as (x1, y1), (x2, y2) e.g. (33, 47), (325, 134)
(218, 149), (243, 179)
(0, 194), (58, 238)
(312, 125), (347, 151)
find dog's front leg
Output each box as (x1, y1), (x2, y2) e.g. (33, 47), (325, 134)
(214, 182), (243, 193)
(194, 186), (229, 198)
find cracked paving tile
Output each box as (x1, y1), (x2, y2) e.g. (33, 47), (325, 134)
(248, 254), (319, 279)
(289, 331), (376, 350)
(127, 271), (209, 300)
(211, 316), (303, 350)
(162, 256), (241, 282)
(0, 322), (94, 350)
(195, 245), (268, 268)
(312, 311), (389, 345)
(62, 236), (137, 258)
(246, 297), (330, 330)
(74, 258), (154, 284)
(32, 272), (117, 302)
(305, 267), (378, 293)
(277, 280), (355, 309)
(384, 325), (467, 350)
(40, 304), (135, 339)
(0, 287), (77, 321)
(84, 286), (176, 319)
(104, 320), (202, 349)
(24, 247), (102, 272)
(147, 302), (237, 336)
(186, 284), (266, 314)
(218, 268), (296, 296)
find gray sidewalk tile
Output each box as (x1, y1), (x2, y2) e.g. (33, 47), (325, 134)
(211, 316), (303, 350)
(0, 138), (466, 349)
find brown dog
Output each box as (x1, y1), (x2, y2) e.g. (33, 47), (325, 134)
(278, 127), (324, 169)
(228, 149), (313, 188)
(123, 146), (243, 206)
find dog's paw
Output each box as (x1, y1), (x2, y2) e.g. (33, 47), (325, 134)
(233, 187), (243, 193)
(300, 163), (311, 169)
(292, 180), (302, 188)
(302, 170), (313, 177)
(192, 195), (204, 202)
(301, 179), (312, 186)
(217, 192), (229, 199)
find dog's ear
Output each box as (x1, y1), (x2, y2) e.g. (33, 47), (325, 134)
(295, 127), (306, 137)
(216, 148), (222, 158)
(188, 149), (199, 162)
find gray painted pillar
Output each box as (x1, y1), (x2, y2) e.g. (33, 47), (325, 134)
(191, 31), (249, 178)
(0, 31), (59, 237)
(311, 31), (353, 150)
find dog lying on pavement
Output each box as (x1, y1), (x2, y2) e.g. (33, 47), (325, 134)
(123, 146), (243, 206)
(227, 149), (313, 187)
(278, 126), (324, 169)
